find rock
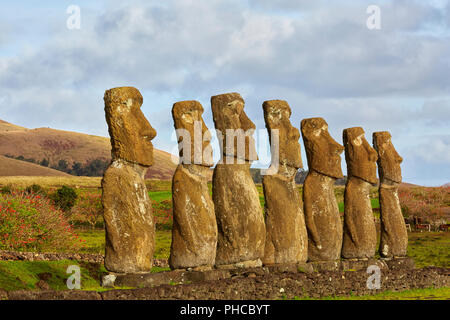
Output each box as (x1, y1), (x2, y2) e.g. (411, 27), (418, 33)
(101, 274), (117, 288)
(102, 87), (156, 273)
(342, 127), (378, 259)
(261, 100), (308, 264)
(169, 100), (217, 269)
(373, 131), (408, 258)
(211, 93), (265, 267)
(301, 118), (344, 261)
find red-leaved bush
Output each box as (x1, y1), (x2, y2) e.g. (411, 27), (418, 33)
(0, 191), (85, 252)
(398, 186), (450, 223)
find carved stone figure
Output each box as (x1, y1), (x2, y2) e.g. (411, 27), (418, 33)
(211, 92), (265, 268)
(301, 118), (344, 261)
(373, 131), (407, 258)
(342, 127), (378, 259)
(102, 87), (156, 273)
(262, 100), (308, 265)
(169, 100), (217, 270)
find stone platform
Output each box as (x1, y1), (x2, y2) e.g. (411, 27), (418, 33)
(102, 257), (415, 288)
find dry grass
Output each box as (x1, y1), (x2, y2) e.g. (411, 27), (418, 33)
(0, 176), (102, 188)
(0, 156), (71, 177)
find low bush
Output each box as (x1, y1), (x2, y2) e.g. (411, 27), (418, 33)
(70, 191), (103, 229)
(0, 191), (85, 252)
(25, 184), (47, 196)
(51, 186), (78, 212)
(152, 199), (173, 230)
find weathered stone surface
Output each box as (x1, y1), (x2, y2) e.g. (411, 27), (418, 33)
(301, 118), (344, 261)
(342, 127), (378, 259)
(170, 166), (217, 269)
(169, 101), (217, 270)
(211, 92), (258, 163)
(373, 131), (407, 258)
(102, 87), (156, 273)
(211, 93), (265, 267)
(171, 100), (213, 166)
(104, 87), (156, 166)
(261, 100), (307, 265)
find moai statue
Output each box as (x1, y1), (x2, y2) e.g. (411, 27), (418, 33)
(262, 100), (308, 265)
(102, 87), (156, 273)
(373, 131), (407, 258)
(342, 127), (378, 259)
(169, 100), (217, 270)
(301, 118), (344, 262)
(211, 92), (265, 268)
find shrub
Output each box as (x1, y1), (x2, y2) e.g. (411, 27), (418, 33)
(152, 199), (173, 230)
(0, 184), (13, 194)
(51, 186), (78, 212)
(70, 191), (103, 229)
(0, 191), (85, 252)
(399, 186), (449, 222)
(25, 184), (46, 196)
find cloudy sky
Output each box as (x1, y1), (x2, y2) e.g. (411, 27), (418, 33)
(1, 0), (449, 186)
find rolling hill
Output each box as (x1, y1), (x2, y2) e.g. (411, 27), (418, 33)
(0, 120), (177, 180)
(0, 155), (71, 177)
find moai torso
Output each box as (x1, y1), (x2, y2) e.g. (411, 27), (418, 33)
(211, 92), (265, 268)
(102, 87), (156, 273)
(342, 127), (378, 259)
(262, 100), (308, 265)
(301, 118), (344, 261)
(169, 101), (217, 270)
(373, 131), (407, 257)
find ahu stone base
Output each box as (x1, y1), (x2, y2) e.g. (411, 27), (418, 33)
(102, 257), (415, 288)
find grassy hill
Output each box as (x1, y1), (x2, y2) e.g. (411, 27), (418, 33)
(0, 120), (177, 180)
(0, 155), (71, 177)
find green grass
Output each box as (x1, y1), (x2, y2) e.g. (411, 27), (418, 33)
(407, 232), (450, 268)
(293, 287), (450, 300)
(0, 260), (107, 291)
(148, 190), (172, 203)
(77, 228), (172, 260)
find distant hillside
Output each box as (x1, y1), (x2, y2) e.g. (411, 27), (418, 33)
(0, 120), (177, 180)
(0, 155), (71, 177)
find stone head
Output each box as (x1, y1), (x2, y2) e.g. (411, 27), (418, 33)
(373, 131), (402, 184)
(301, 117), (344, 179)
(172, 100), (213, 167)
(104, 87), (156, 166)
(343, 127), (378, 184)
(263, 100), (302, 169)
(211, 92), (258, 162)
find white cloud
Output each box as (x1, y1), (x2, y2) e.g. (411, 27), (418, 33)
(0, 0), (449, 185)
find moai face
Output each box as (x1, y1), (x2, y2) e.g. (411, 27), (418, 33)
(211, 92), (258, 162)
(373, 131), (403, 184)
(172, 100), (213, 167)
(104, 87), (156, 166)
(301, 117), (344, 179)
(343, 127), (378, 184)
(263, 100), (302, 169)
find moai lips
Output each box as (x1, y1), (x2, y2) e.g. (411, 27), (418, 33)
(262, 100), (308, 265)
(342, 127), (378, 259)
(373, 131), (408, 258)
(102, 86), (156, 273)
(169, 100), (217, 269)
(211, 92), (265, 268)
(301, 117), (344, 262)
